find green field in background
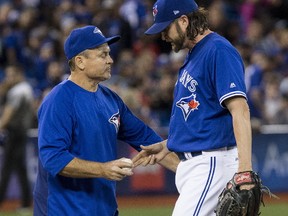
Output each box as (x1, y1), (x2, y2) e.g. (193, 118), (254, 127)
(120, 204), (288, 216)
(0, 203), (287, 216)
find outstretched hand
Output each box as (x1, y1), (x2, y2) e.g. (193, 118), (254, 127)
(132, 141), (170, 167)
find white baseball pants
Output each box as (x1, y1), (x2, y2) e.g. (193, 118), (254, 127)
(172, 147), (238, 216)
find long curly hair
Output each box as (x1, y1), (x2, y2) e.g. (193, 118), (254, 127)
(185, 7), (210, 42)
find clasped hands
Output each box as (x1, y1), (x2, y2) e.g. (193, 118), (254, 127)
(107, 141), (171, 181)
(132, 141), (170, 167)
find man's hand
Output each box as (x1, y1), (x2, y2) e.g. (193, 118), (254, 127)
(132, 141), (170, 167)
(101, 158), (134, 181)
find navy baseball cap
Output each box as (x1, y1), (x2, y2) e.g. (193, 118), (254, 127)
(64, 25), (120, 60)
(145, 0), (198, 35)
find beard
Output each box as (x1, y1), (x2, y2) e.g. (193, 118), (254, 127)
(171, 23), (186, 53)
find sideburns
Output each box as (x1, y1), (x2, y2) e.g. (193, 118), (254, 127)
(175, 22), (186, 42)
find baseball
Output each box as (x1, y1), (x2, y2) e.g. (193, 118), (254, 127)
(120, 158), (133, 172)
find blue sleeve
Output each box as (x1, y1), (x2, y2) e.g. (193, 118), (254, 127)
(117, 99), (163, 151)
(37, 94), (75, 177)
(212, 46), (247, 107)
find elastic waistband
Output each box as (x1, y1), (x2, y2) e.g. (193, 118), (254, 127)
(176, 146), (236, 161)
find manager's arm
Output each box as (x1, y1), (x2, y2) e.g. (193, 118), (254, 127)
(59, 157), (133, 181)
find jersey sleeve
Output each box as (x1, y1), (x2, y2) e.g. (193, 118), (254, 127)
(116, 98), (163, 151)
(37, 92), (75, 177)
(212, 46), (247, 107)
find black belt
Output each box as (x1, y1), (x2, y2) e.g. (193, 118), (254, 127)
(176, 146), (236, 161)
(176, 151), (202, 161)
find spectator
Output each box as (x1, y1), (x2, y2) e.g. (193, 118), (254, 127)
(245, 50), (271, 129)
(93, 0), (133, 61)
(263, 73), (282, 124)
(272, 77), (288, 124)
(0, 64), (34, 210)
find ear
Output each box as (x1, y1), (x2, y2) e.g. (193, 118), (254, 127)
(75, 56), (85, 70)
(177, 15), (189, 30)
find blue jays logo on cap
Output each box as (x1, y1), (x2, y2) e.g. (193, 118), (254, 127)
(64, 25), (120, 60)
(145, 0), (198, 35)
(93, 27), (104, 36)
(153, 5), (158, 20)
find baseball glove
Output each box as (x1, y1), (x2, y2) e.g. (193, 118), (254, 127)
(215, 171), (277, 216)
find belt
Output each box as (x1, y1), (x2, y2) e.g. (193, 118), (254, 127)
(176, 146), (236, 161)
(176, 151), (202, 161)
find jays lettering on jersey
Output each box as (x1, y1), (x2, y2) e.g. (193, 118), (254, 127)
(34, 80), (162, 215)
(167, 33), (246, 153)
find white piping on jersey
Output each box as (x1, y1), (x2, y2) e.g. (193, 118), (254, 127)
(219, 91), (247, 108)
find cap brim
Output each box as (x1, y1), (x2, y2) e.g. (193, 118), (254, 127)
(145, 21), (172, 35)
(106, 35), (121, 45)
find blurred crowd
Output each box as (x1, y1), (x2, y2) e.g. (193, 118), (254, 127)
(0, 0), (288, 135)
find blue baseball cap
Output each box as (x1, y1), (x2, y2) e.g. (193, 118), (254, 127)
(145, 0), (198, 35)
(64, 25), (120, 60)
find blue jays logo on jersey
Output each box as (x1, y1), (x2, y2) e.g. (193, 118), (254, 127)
(109, 111), (120, 132)
(176, 94), (200, 121)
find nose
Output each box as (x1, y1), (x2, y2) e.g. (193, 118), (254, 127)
(107, 55), (113, 64)
(161, 32), (167, 41)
